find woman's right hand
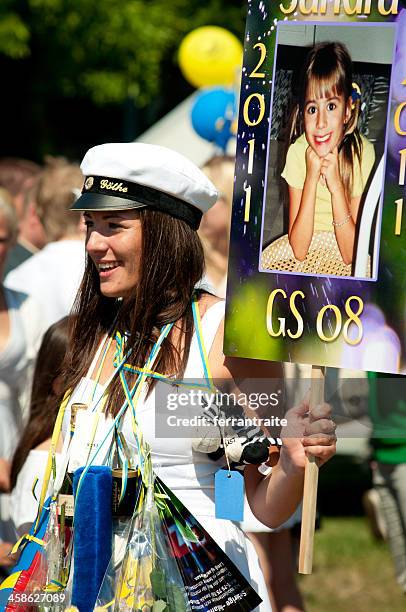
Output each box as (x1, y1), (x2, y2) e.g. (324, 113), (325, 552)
(305, 146), (322, 181)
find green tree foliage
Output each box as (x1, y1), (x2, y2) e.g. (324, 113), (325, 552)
(2, 0), (246, 106)
(0, 2), (30, 58)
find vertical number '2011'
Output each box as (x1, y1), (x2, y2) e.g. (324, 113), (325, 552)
(243, 43), (267, 223)
(394, 148), (406, 236)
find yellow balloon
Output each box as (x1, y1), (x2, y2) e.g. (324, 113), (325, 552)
(179, 26), (243, 89)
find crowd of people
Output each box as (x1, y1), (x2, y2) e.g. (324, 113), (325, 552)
(0, 158), (85, 563)
(0, 147), (402, 611)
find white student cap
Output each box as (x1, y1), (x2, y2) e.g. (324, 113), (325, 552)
(71, 142), (219, 229)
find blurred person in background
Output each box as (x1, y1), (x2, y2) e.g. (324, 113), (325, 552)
(368, 372), (406, 594)
(199, 155), (234, 297)
(0, 190), (43, 565)
(201, 155), (305, 612)
(0, 158), (42, 274)
(5, 159), (85, 329)
(9, 317), (70, 538)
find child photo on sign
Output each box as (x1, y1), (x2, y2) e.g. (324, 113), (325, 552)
(260, 22), (395, 279)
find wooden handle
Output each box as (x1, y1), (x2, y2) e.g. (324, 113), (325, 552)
(299, 365), (325, 574)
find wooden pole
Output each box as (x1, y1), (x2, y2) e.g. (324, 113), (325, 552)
(299, 365), (325, 574)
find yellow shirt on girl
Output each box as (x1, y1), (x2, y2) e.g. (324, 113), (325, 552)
(281, 133), (375, 231)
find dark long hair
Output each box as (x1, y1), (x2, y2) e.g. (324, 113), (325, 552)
(10, 317), (70, 489)
(62, 209), (205, 416)
(288, 41), (362, 201)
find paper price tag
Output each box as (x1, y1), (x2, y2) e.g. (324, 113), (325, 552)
(57, 494), (74, 517)
(215, 469), (244, 521)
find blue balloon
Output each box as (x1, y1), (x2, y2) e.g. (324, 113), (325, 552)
(191, 87), (236, 151)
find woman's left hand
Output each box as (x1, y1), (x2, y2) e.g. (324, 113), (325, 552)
(244, 393), (336, 529)
(281, 395), (337, 470)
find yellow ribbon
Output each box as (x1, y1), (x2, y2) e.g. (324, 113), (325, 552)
(11, 533), (46, 556)
(34, 390), (71, 532)
(192, 297), (216, 390)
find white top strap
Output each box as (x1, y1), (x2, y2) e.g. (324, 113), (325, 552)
(184, 300), (225, 379)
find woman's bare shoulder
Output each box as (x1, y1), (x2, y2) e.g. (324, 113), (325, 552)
(208, 311), (283, 383)
(197, 291), (223, 317)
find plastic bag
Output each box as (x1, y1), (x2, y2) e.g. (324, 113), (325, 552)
(97, 471), (262, 612)
(1, 500), (73, 612)
(155, 478), (262, 612)
(22, 500), (73, 611)
(96, 485), (190, 611)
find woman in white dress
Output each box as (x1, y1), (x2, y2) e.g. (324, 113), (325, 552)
(9, 317), (70, 537)
(46, 143), (336, 610)
(0, 190), (43, 560)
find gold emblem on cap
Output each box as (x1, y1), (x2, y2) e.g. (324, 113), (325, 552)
(84, 176), (94, 190)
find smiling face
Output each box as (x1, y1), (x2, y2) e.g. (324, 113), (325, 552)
(84, 210), (142, 298)
(303, 88), (351, 158)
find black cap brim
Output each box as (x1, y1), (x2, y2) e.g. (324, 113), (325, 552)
(71, 191), (147, 212)
(72, 177), (202, 228)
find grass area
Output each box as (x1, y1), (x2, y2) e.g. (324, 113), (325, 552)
(299, 517), (405, 612)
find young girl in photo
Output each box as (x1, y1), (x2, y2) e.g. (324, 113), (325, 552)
(282, 41), (375, 267)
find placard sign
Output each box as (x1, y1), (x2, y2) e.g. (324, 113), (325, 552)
(225, 1), (406, 374)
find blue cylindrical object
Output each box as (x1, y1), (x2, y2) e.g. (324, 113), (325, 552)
(72, 466), (112, 612)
